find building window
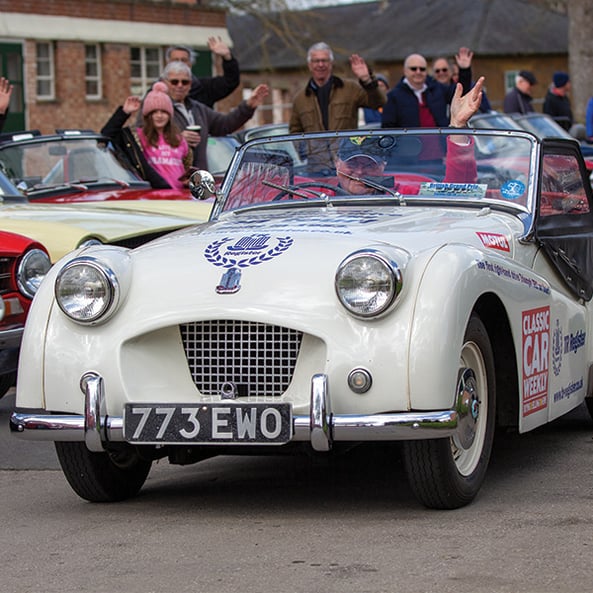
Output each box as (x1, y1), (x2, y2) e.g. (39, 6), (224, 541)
(130, 46), (163, 96)
(36, 42), (55, 100)
(505, 71), (518, 94)
(85, 44), (102, 99)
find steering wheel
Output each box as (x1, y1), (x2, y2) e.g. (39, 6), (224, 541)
(272, 181), (349, 201)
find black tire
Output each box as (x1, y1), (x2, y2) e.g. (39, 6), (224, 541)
(55, 441), (152, 502)
(403, 313), (496, 509)
(0, 372), (16, 399)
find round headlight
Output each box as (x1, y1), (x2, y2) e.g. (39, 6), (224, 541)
(335, 250), (401, 318)
(17, 248), (52, 299)
(55, 259), (118, 324)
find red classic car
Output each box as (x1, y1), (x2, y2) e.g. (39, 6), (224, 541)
(0, 128), (236, 201)
(0, 230), (51, 397)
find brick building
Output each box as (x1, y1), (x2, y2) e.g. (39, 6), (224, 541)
(0, 0), (245, 134)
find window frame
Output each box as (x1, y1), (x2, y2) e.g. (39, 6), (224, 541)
(36, 41), (55, 101)
(130, 46), (163, 96)
(84, 43), (102, 100)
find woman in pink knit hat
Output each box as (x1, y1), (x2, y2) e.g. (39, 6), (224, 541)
(101, 82), (193, 190)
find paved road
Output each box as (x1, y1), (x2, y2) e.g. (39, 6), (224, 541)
(2, 388), (593, 593)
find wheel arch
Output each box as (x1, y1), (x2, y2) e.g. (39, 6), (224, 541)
(474, 292), (519, 429)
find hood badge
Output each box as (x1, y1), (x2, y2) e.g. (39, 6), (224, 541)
(216, 267), (242, 294)
(206, 234), (294, 295)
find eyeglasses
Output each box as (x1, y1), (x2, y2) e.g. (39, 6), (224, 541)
(434, 68), (449, 74)
(168, 79), (190, 86)
(408, 66), (427, 72)
(340, 160), (383, 175)
(310, 59), (331, 65)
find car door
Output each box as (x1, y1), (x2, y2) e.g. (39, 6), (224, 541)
(531, 138), (593, 424)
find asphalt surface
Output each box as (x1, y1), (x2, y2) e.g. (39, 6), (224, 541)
(2, 387), (593, 593)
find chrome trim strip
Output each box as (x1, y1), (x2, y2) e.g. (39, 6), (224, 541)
(81, 372), (104, 452)
(293, 410), (457, 442)
(11, 411), (456, 444)
(310, 373), (331, 451)
(10, 413), (123, 441)
(10, 373), (458, 446)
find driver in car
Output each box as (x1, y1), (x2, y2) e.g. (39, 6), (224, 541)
(335, 77), (485, 195)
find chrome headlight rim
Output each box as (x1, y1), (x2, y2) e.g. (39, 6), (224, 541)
(16, 248), (52, 299)
(55, 257), (120, 325)
(335, 249), (402, 319)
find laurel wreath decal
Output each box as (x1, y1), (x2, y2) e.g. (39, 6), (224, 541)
(204, 236), (294, 269)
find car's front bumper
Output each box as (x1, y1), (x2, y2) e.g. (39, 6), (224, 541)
(10, 372), (458, 452)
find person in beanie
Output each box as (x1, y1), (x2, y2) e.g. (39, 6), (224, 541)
(101, 81), (192, 189)
(543, 71), (573, 131)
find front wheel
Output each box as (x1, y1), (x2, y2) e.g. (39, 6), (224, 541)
(55, 441), (152, 502)
(403, 313), (496, 509)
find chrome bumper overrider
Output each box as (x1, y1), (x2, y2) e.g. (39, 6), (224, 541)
(10, 373), (458, 452)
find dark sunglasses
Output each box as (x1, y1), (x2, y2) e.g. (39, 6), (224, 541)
(408, 66), (427, 72)
(168, 79), (190, 86)
(434, 68), (449, 74)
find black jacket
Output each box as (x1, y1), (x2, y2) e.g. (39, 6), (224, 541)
(101, 106), (171, 189)
(189, 55), (240, 107)
(543, 90), (573, 131)
(172, 97), (255, 169)
(381, 68), (472, 128)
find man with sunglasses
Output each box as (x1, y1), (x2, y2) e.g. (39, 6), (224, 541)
(381, 47), (474, 133)
(432, 55), (492, 114)
(162, 61), (268, 170)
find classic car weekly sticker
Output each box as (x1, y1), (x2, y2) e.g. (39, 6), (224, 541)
(205, 234), (294, 294)
(522, 306), (550, 417)
(419, 183), (487, 198)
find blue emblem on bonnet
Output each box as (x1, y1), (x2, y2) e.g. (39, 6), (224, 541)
(205, 234), (294, 294)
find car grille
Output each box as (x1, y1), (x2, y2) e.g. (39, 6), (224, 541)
(180, 320), (303, 397)
(0, 256), (14, 294)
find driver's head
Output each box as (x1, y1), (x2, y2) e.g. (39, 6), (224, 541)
(335, 136), (387, 194)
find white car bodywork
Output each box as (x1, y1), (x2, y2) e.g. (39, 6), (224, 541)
(11, 128), (593, 509)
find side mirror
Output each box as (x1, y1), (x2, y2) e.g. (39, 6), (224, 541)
(189, 170), (216, 200)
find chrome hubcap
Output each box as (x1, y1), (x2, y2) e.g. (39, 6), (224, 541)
(455, 368), (480, 450)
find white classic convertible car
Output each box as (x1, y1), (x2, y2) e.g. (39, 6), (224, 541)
(10, 127), (593, 509)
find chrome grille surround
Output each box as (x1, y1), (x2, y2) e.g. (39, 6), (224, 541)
(180, 320), (303, 397)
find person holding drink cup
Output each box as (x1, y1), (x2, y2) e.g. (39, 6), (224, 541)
(162, 60), (269, 170)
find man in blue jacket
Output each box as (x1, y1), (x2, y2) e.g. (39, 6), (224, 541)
(381, 47), (473, 130)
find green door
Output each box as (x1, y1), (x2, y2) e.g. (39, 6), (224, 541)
(0, 43), (25, 132)
(192, 47), (212, 78)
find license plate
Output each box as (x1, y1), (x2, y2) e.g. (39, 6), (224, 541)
(123, 402), (292, 445)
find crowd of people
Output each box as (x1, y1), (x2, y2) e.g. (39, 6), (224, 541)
(1, 37), (592, 188)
